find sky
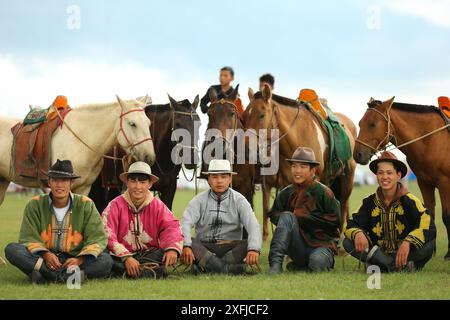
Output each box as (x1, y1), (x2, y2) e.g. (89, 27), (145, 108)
(1, 0), (449, 163)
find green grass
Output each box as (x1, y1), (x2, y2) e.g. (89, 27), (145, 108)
(0, 182), (449, 300)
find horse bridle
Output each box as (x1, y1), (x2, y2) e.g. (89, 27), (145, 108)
(355, 106), (397, 154)
(119, 107), (153, 151)
(150, 104), (200, 178)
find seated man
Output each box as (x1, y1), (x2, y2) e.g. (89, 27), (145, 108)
(343, 151), (436, 272)
(102, 162), (183, 279)
(181, 159), (262, 275)
(268, 147), (341, 274)
(4, 159), (112, 284)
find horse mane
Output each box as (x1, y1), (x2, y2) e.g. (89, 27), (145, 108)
(145, 99), (192, 113)
(369, 100), (439, 114)
(253, 91), (304, 108)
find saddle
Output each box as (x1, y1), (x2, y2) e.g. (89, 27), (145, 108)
(299, 89), (352, 179)
(10, 96), (71, 187)
(438, 96), (450, 133)
(100, 145), (127, 189)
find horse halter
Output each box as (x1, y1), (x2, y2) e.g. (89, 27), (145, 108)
(355, 106), (396, 154)
(119, 106), (153, 151)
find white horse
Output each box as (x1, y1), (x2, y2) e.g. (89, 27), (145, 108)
(0, 95), (156, 205)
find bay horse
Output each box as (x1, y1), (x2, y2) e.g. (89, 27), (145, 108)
(245, 85), (357, 237)
(0, 95), (155, 204)
(355, 97), (450, 260)
(89, 95), (201, 212)
(201, 85), (256, 208)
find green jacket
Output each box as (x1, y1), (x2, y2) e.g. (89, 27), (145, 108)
(18, 193), (107, 258)
(269, 181), (341, 252)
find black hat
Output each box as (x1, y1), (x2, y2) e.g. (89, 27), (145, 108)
(369, 151), (408, 178)
(286, 147), (320, 166)
(43, 159), (81, 179)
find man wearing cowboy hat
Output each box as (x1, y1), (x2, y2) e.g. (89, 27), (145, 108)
(180, 159), (262, 275)
(268, 147), (341, 274)
(343, 151), (436, 272)
(4, 159), (112, 284)
(102, 161), (183, 279)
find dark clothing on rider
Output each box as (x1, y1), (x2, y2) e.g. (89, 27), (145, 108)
(200, 85), (234, 114)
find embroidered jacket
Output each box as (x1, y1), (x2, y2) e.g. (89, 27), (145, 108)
(18, 193), (106, 257)
(269, 180), (341, 253)
(102, 190), (183, 259)
(344, 183), (436, 253)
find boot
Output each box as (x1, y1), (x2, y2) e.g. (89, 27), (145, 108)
(366, 245), (395, 272)
(268, 226), (290, 275)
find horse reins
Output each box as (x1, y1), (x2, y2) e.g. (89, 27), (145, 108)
(355, 107), (450, 154)
(52, 102), (152, 161)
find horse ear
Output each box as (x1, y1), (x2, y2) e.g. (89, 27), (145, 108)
(229, 84), (240, 101)
(168, 94), (178, 109)
(248, 87), (255, 101)
(192, 95), (200, 109)
(136, 95), (151, 106)
(385, 96), (395, 111)
(116, 95), (127, 108)
(209, 87), (218, 102)
(262, 83), (272, 102)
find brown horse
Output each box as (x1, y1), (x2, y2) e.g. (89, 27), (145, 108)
(355, 97), (450, 260)
(201, 85), (256, 208)
(245, 85), (357, 235)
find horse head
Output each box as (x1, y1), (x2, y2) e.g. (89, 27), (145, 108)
(354, 96), (396, 164)
(115, 95), (156, 166)
(168, 94), (201, 170)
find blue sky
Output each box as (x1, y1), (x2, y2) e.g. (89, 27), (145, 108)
(1, 0), (450, 123)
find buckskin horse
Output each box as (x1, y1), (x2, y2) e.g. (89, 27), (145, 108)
(0, 95), (155, 205)
(201, 85), (256, 208)
(245, 85), (357, 237)
(89, 95), (201, 212)
(355, 97), (450, 260)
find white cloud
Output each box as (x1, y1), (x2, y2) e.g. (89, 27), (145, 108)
(384, 0), (450, 28)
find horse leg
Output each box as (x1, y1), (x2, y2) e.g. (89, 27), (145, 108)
(0, 178), (10, 206)
(437, 180), (450, 260)
(417, 178), (436, 219)
(261, 182), (271, 242)
(159, 179), (177, 211)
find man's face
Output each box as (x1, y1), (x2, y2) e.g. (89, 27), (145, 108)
(376, 162), (401, 192)
(291, 163), (315, 184)
(219, 70), (233, 86)
(208, 173), (232, 194)
(48, 178), (73, 199)
(126, 176), (152, 203)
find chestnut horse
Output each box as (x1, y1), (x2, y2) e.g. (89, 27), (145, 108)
(245, 85), (357, 239)
(355, 97), (450, 260)
(201, 85), (256, 208)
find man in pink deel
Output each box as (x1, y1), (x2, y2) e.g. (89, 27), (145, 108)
(102, 162), (183, 279)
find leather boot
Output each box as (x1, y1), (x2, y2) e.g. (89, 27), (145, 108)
(268, 225), (290, 275)
(367, 245), (395, 272)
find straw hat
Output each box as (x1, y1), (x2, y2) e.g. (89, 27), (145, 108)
(202, 159), (237, 175)
(119, 161), (159, 184)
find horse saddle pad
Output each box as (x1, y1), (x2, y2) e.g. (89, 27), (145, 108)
(10, 107), (71, 185)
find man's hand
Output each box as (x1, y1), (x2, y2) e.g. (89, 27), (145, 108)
(62, 257), (85, 269)
(42, 252), (62, 270)
(354, 232), (369, 253)
(163, 250), (178, 267)
(181, 247), (195, 266)
(124, 256), (141, 278)
(396, 241), (411, 269)
(244, 251), (260, 266)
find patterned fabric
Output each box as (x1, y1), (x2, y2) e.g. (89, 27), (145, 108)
(18, 193), (106, 257)
(269, 180), (341, 253)
(102, 191), (183, 259)
(344, 183), (436, 253)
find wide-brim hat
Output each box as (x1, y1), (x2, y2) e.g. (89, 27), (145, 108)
(43, 159), (81, 179)
(202, 159), (237, 175)
(286, 147), (320, 166)
(119, 161), (159, 184)
(369, 151), (408, 178)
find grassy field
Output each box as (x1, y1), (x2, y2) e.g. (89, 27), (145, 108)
(0, 182), (449, 300)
